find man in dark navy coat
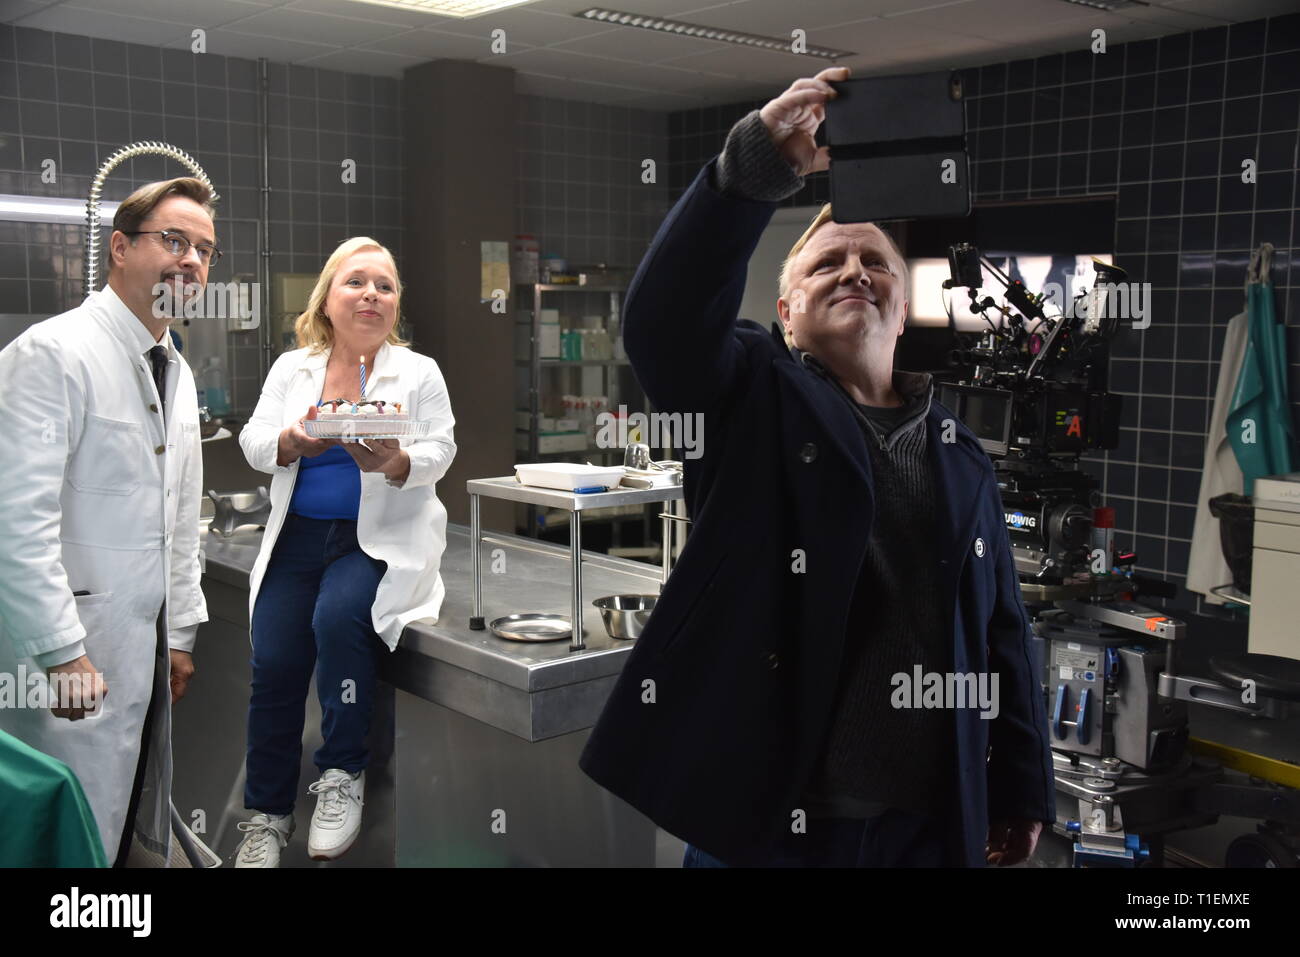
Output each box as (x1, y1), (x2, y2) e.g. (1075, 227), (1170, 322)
(579, 67), (1055, 867)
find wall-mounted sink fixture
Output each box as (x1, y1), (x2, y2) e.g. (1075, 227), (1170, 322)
(83, 141), (218, 298)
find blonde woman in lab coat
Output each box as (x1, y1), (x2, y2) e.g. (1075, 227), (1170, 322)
(235, 237), (456, 867)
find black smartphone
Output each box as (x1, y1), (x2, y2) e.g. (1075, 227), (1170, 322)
(824, 70), (971, 223)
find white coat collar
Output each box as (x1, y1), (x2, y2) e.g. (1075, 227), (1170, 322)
(96, 283), (174, 360)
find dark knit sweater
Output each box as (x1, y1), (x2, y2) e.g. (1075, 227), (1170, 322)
(715, 110), (955, 819)
(797, 355), (954, 818)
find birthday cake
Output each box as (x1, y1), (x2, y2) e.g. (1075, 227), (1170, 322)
(305, 398), (428, 439)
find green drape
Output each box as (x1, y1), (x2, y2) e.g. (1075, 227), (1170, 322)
(0, 728), (107, 867)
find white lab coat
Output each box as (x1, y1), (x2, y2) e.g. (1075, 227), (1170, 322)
(1187, 311), (1249, 602)
(239, 342), (457, 649)
(0, 285), (207, 861)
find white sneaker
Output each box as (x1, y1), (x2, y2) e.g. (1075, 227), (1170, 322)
(307, 769), (365, 860)
(234, 812), (295, 868)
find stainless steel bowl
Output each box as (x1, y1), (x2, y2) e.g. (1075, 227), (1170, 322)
(592, 594), (658, 640)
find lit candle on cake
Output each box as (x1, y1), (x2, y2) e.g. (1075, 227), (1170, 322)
(359, 355), (367, 399)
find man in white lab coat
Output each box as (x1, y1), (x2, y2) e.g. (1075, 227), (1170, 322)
(0, 178), (213, 865)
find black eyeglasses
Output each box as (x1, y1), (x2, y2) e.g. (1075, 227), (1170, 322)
(124, 229), (223, 266)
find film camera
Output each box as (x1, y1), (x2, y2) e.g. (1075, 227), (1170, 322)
(937, 243), (1128, 587)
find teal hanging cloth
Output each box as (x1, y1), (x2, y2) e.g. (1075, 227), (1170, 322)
(1226, 243), (1295, 495)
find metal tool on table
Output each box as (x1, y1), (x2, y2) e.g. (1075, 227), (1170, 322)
(206, 488), (272, 538)
(623, 442), (650, 471)
(619, 446), (683, 490)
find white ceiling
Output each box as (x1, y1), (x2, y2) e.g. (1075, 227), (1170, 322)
(2, 0), (1291, 109)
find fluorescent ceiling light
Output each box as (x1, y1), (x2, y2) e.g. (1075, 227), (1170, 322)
(340, 0), (539, 17)
(576, 8), (855, 59)
(1057, 0), (1148, 10)
(0, 194), (118, 225)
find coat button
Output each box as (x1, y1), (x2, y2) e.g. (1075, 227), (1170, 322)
(149, 403), (159, 413)
(799, 442), (817, 463)
(765, 652), (780, 670)
(154, 444), (165, 455)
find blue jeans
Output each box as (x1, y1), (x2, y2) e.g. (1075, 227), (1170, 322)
(682, 809), (946, 867)
(245, 514), (387, 815)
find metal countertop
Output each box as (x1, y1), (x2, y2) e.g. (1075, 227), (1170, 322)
(201, 521), (661, 740)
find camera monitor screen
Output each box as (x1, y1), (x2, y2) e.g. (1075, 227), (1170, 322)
(938, 383), (1013, 458)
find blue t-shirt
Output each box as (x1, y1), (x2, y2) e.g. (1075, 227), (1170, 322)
(289, 444), (361, 520)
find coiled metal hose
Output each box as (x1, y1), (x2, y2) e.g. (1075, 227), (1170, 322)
(83, 141), (218, 297)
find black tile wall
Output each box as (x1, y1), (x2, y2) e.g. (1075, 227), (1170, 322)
(666, 14), (1300, 609)
(515, 94), (669, 271)
(0, 23), (402, 415)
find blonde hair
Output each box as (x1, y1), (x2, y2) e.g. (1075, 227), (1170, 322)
(295, 236), (409, 354)
(778, 204), (908, 346)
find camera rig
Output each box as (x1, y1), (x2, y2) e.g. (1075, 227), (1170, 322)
(935, 246), (1300, 868)
(937, 243), (1128, 590)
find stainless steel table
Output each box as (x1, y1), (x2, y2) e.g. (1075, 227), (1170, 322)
(465, 476), (685, 649)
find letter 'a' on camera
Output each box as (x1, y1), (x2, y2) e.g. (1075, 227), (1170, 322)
(823, 70), (972, 223)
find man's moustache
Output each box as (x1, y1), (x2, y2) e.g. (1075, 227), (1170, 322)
(159, 274), (203, 294)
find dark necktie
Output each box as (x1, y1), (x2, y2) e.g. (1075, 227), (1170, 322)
(148, 345), (168, 416)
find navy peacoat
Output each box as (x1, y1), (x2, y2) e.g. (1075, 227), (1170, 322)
(579, 158), (1056, 866)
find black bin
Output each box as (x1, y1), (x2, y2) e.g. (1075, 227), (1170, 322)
(1208, 493), (1254, 595)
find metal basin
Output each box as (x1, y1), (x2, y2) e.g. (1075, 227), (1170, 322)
(592, 594), (658, 640)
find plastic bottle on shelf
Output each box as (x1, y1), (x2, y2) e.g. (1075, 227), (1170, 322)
(199, 355), (231, 416)
(563, 329), (582, 361)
